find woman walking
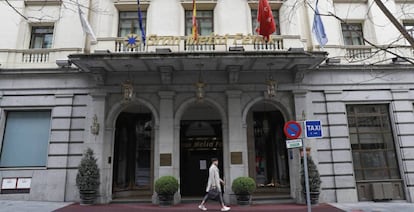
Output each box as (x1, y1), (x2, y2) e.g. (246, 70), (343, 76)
(198, 158), (230, 211)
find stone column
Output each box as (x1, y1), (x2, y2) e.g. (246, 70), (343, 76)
(47, 93), (74, 202)
(156, 91), (178, 202)
(323, 90), (357, 203)
(292, 89), (310, 202)
(87, 91), (108, 203)
(391, 89), (414, 202)
(225, 90), (247, 203)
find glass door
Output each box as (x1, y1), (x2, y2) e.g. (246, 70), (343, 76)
(113, 112), (153, 198)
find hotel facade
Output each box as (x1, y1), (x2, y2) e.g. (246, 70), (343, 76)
(0, 0), (414, 204)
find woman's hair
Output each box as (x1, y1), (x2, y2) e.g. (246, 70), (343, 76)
(211, 158), (218, 162)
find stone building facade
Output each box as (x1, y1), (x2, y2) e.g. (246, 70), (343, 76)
(0, 0), (413, 204)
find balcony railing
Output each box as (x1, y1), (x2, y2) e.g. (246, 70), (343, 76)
(22, 50), (50, 63)
(322, 44), (414, 64)
(0, 48), (82, 68)
(345, 46), (373, 60)
(96, 34), (302, 53)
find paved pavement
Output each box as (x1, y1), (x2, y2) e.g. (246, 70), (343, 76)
(55, 203), (342, 212)
(0, 200), (413, 212)
(56, 202), (342, 212)
(330, 201), (414, 212)
(0, 200), (71, 212)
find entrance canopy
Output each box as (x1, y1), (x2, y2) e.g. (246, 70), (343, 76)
(68, 51), (327, 75)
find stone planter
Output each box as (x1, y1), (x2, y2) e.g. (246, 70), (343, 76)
(79, 190), (97, 205)
(304, 191), (320, 205)
(158, 194), (174, 206)
(236, 194), (251, 206)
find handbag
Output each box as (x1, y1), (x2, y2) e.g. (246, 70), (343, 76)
(208, 186), (219, 200)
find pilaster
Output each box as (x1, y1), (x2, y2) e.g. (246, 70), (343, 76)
(225, 90), (247, 203)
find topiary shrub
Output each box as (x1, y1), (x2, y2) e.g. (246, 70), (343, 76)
(301, 156), (322, 204)
(301, 156), (321, 193)
(76, 148), (100, 205)
(232, 176), (256, 195)
(154, 175), (179, 195)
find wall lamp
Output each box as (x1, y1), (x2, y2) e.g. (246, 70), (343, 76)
(325, 58), (341, 64)
(56, 59), (72, 68)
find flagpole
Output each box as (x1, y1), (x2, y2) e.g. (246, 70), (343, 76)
(85, 0), (92, 53)
(137, 0), (146, 47)
(301, 0), (313, 51)
(84, 0), (92, 54)
(77, 0), (93, 53)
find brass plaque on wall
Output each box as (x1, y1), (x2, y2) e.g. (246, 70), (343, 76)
(231, 152), (243, 164)
(160, 153), (172, 166)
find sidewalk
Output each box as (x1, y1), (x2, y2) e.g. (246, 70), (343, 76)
(1, 200), (413, 212)
(0, 200), (71, 212)
(54, 203), (342, 212)
(330, 202), (414, 212)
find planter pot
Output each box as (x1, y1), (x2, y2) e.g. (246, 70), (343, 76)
(79, 190), (97, 205)
(236, 194), (251, 206)
(303, 192), (320, 205)
(158, 194), (174, 206)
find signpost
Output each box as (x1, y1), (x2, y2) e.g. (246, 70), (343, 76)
(302, 144), (311, 212)
(284, 120), (321, 212)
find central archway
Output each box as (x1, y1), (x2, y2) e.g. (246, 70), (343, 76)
(177, 100), (225, 197)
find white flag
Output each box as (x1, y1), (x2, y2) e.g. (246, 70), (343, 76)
(78, 6), (97, 42)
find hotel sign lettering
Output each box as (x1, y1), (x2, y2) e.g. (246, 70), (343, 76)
(124, 33), (279, 48)
(181, 139), (222, 149)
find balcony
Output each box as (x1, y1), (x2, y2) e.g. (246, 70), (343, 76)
(322, 45), (414, 64)
(0, 48), (82, 69)
(93, 34), (304, 54)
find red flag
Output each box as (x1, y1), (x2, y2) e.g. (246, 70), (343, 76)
(256, 0), (276, 41)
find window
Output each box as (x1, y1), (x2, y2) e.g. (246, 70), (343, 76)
(347, 105), (400, 181)
(341, 23), (364, 45)
(251, 9), (280, 35)
(0, 111), (51, 167)
(118, 11), (147, 37)
(30, 26), (54, 49)
(404, 22), (414, 38)
(185, 10), (213, 36)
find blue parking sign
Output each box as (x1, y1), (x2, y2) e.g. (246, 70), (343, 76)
(305, 120), (323, 138)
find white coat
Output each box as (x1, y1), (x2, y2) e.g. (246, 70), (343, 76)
(206, 164), (222, 192)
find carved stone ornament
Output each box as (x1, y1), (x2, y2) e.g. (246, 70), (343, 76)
(90, 114), (100, 135)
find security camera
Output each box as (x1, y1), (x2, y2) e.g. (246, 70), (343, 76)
(56, 59), (72, 68)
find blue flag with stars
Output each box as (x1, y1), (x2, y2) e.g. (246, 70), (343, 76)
(312, 0), (328, 47)
(137, 0), (146, 46)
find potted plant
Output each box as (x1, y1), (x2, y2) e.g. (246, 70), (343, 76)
(76, 148), (100, 205)
(154, 175), (179, 206)
(301, 156), (321, 205)
(231, 176), (256, 205)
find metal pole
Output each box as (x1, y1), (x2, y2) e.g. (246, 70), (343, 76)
(303, 137), (311, 212)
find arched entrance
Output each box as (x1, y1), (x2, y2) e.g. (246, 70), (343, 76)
(112, 105), (154, 199)
(179, 102), (223, 197)
(246, 101), (290, 197)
